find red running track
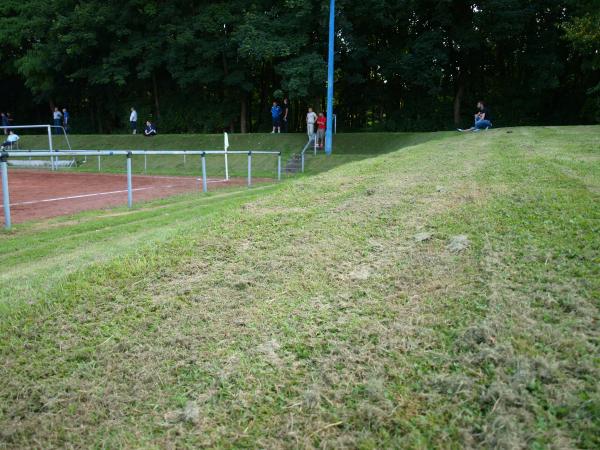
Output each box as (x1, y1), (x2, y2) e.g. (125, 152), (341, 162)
(0, 170), (260, 224)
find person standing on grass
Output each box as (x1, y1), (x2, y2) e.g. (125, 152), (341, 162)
(316, 112), (327, 149)
(271, 101), (282, 133)
(130, 107), (138, 134)
(144, 120), (157, 137)
(458, 101), (493, 132)
(282, 98), (290, 133)
(52, 107), (62, 134)
(62, 108), (70, 133)
(1, 113), (8, 135)
(306, 107), (317, 140)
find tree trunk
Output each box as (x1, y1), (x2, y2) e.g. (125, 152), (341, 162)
(257, 65), (267, 131)
(96, 100), (103, 134)
(453, 79), (464, 126)
(90, 100), (95, 133)
(240, 97), (248, 134)
(152, 73), (161, 120)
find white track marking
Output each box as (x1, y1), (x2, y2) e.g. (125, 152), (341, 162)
(0, 178), (230, 208)
(3, 187), (155, 207)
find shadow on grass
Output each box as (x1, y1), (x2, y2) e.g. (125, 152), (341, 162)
(302, 131), (456, 176)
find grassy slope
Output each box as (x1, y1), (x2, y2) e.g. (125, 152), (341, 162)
(0, 126), (598, 448)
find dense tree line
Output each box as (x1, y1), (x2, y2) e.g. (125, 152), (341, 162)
(0, 0), (598, 133)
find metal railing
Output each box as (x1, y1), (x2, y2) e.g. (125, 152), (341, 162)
(300, 137), (318, 173)
(1, 149), (281, 229)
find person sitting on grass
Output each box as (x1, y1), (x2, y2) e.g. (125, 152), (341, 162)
(0, 131), (19, 149)
(144, 121), (157, 137)
(458, 101), (493, 132)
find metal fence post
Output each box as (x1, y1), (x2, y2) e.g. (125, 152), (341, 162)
(97, 155), (101, 172)
(144, 153), (147, 174)
(126, 152), (133, 208)
(277, 152), (282, 181)
(48, 125), (56, 171)
(1, 152), (11, 229)
(201, 152), (208, 193)
(247, 151), (252, 187)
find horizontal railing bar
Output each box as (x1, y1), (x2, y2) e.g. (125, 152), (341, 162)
(0, 125), (58, 129)
(2, 150), (281, 157)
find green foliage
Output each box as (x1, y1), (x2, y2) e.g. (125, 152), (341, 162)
(0, 0), (597, 132)
(562, 3), (600, 121)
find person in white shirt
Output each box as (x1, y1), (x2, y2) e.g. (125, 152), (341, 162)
(52, 107), (62, 134)
(306, 107), (317, 139)
(130, 108), (138, 134)
(1, 131), (19, 149)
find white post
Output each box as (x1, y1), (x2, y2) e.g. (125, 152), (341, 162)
(126, 153), (133, 208)
(201, 153), (208, 193)
(224, 132), (230, 181)
(47, 126), (55, 171)
(247, 151), (252, 187)
(1, 154), (11, 229)
(277, 153), (282, 181)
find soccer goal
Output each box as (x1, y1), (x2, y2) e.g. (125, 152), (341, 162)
(0, 124), (74, 170)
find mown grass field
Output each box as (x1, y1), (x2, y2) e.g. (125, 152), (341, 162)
(1, 126), (599, 448)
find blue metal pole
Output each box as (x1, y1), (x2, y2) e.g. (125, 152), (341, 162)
(1, 154), (11, 229)
(126, 152), (133, 208)
(325, 0), (335, 156)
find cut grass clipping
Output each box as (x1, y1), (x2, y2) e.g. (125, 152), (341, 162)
(1, 126), (599, 448)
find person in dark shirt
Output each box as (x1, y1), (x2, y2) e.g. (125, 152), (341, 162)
(1, 113), (9, 135)
(458, 101), (493, 132)
(144, 121), (157, 137)
(62, 108), (70, 133)
(282, 98), (290, 133)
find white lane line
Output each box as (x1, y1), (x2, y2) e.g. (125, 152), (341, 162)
(2, 187), (155, 207)
(0, 179), (230, 208)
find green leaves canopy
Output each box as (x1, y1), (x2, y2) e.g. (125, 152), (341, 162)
(0, 0), (597, 132)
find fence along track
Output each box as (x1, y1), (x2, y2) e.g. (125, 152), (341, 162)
(1, 149), (282, 229)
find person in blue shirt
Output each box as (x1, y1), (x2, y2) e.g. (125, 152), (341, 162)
(62, 108), (70, 133)
(271, 101), (282, 134)
(144, 121), (157, 137)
